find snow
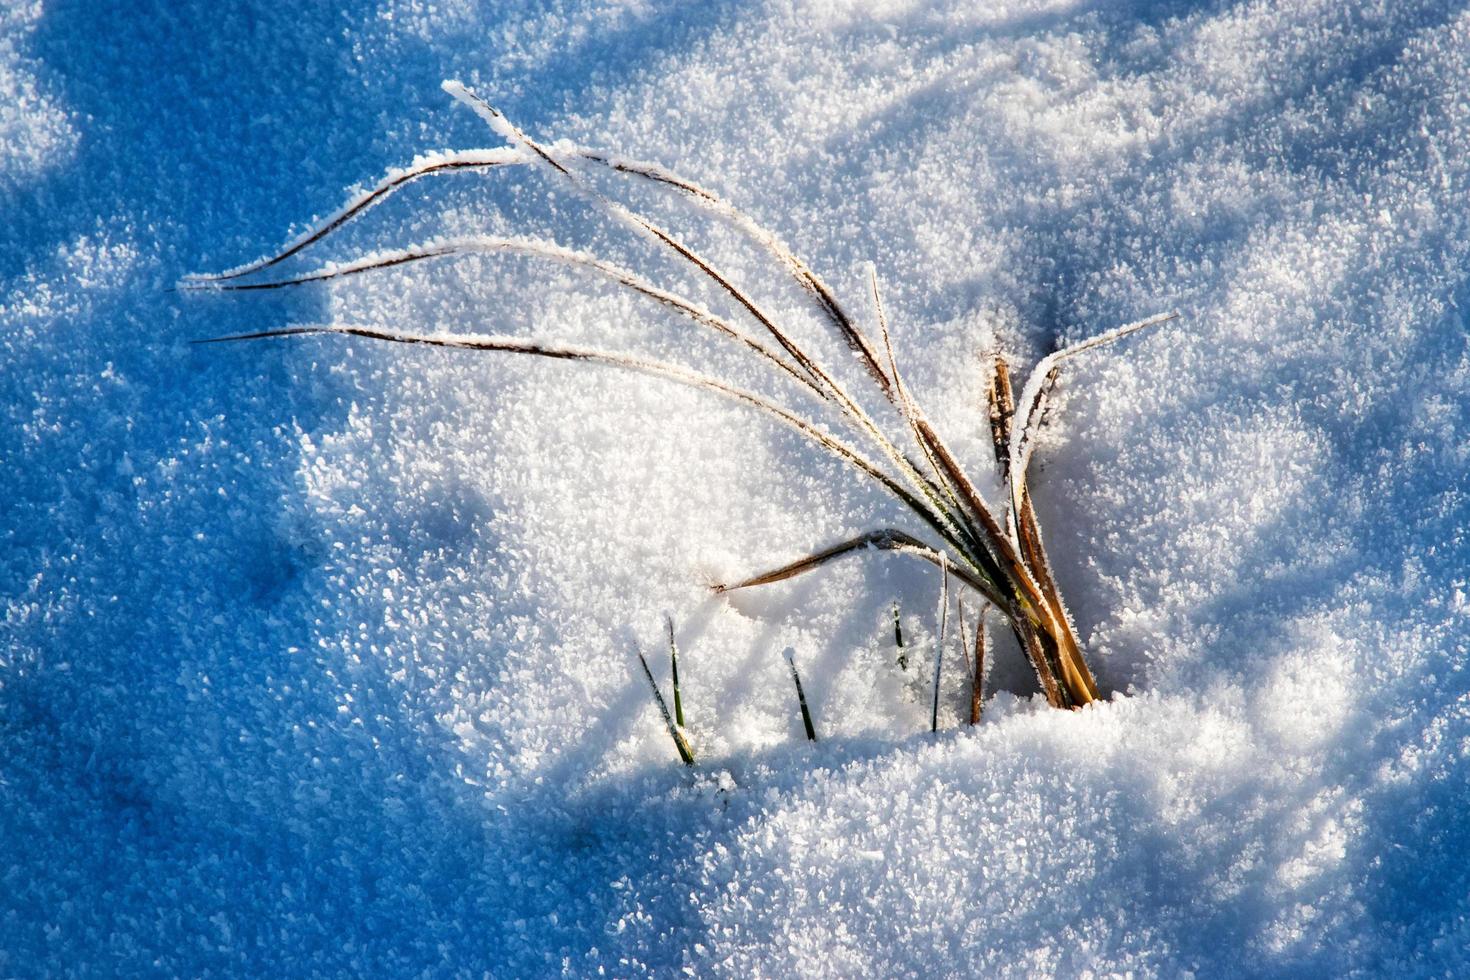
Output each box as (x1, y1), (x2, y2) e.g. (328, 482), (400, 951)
(0, 2), (74, 191)
(5, 0), (1470, 975)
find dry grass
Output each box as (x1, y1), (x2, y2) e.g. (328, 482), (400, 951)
(184, 80), (1177, 724)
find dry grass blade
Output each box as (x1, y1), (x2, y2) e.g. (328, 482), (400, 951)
(636, 647), (695, 766)
(953, 600), (977, 690)
(1015, 489), (1094, 702)
(589, 153), (892, 395)
(958, 601), (987, 725)
(782, 647), (818, 742)
(180, 149), (522, 284)
(985, 353), (1091, 703)
(181, 235), (824, 397)
(973, 609), (988, 725)
(986, 353), (1016, 480)
(1012, 611), (1066, 708)
(180, 240), (471, 292)
(711, 528), (1006, 609)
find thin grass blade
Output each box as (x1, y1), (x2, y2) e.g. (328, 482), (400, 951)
(783, 647), (818, 742)
(180, 148), (522, 284)
(870, 265), (966, 521)
(665, 613), (685, 729)
(954, 600), (976, 688)
(932, 553), (949, 734)
(182, 234), (824, 397)
(970, 605), (987, 725)
(711, 528), (1006, 609)
(590, 153), (894, 396)
(636, 647), (695, 766)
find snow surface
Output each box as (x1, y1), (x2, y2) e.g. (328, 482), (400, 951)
(5, 1), (1470, 975)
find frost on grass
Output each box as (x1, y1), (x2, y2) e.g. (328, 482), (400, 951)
(190, 79), (1185, 718)
(6, 1), (1470, 976)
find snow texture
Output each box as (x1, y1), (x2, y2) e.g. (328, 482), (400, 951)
(5, 1), (1470, 976)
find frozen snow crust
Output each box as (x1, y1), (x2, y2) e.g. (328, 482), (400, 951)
(5, 1), (1470, 975)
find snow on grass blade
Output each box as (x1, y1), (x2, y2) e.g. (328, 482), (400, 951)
(1008, 311), (1181, 527)
(442, 82), (829, 393)
(178, 110), (880, 401)
(636, 647), (695, 767)
(588, 153), (892, 396)
(782, 647), (817, 742)
(178, 235), (825, 397)
(986, 353), (1017, 482)
(179, 149), (522, 284)
(665, 614), (685, 730)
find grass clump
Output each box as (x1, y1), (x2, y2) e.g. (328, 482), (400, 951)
(184, 80), (1176, 721)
